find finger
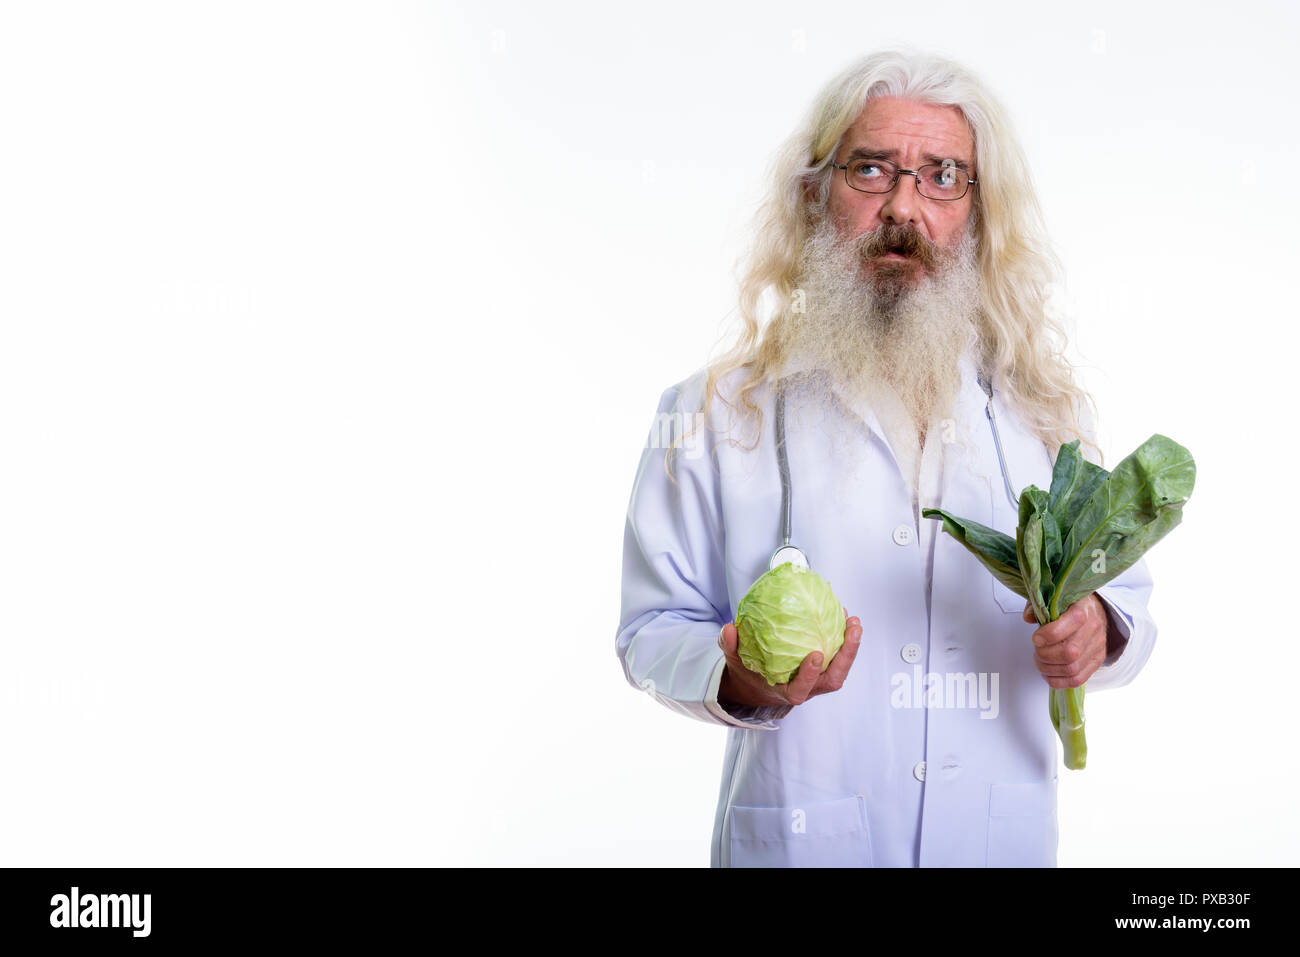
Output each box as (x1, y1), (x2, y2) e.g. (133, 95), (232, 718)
(717, 623), (785, 704)
(1022, 602), (1036, 624)
(1043, 675), (1084, 690)
(718, 623), (737, 658)
(718, 624), (754, 675)
(1035, 634), (1105, 678)
(1035, 654), (1087, 679)
(820, 618), (862, 688)
(1037, 616), (1107, 662)
(1073, 646), (1108, 685)
(1036, 645), (1096, 684)
(1035, 601), (1092, 643)
(1042, 666), (1097, 689)
(782, 651), (824, 706)
(1034, 634), (1088, 666)
(1031, 617), (1075, 648)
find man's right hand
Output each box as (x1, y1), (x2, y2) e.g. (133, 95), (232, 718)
(717, 610), (863, 709)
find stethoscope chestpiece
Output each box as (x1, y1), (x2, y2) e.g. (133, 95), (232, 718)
(769, 544), (810, 571)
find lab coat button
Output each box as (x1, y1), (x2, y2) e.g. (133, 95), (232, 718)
(913, 761), (926, 782)
(901, 642), (922, 663)
(892, 524), (914, 546)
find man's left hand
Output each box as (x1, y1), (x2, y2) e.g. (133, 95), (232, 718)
(1021, 593), (1110, 689)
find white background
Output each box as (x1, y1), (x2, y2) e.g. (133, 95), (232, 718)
(0, 0), (1295, 866)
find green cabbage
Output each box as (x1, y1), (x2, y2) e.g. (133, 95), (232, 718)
(735, 563), (845, 686)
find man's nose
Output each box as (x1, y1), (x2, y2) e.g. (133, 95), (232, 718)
(878, 173), (919, 226)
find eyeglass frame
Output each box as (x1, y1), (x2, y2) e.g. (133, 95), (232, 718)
(830, 157), (978, 201)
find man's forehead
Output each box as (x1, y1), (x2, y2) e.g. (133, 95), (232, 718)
(843, 97), (974, 165)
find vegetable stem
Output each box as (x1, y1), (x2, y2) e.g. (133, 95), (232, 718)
(1052, 686), (1087, 770)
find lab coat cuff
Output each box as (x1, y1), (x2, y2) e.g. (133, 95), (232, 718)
(703, 654), (788, 730)
(1095, 588), (1133, 668)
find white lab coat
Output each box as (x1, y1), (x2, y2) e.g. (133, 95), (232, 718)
(615, 349), (1156, 867)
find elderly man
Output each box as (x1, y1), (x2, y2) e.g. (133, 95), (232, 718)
(615, 50), (1155, 867)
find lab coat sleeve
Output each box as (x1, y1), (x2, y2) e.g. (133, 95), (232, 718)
(615, 383), (785, 730)
(1089, 556), (1157, 692)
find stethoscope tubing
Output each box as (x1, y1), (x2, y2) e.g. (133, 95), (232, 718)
(776, 377), (794, 550)
(977, 370), (1020, 510)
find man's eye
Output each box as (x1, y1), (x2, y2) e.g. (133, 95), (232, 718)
(852, 162), (885, 179)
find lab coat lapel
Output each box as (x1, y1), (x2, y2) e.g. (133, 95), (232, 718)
(928, 350), (995, 520)
(822, 379), (902, 483)
(823, 349), (989, 498)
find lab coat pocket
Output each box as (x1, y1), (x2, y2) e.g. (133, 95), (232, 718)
(729, 794), (872, 868)
(986, 778), (1059, 867)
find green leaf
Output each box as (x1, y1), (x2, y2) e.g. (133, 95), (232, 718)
(1049, 434), (1196, 618)
(1047, 440), (1109, 537)
(1042, 508), (1063, 579)
(922, 507), (1028, 599)
(1016, 487), (1051, 623)
(1047, 440), (1082, 512)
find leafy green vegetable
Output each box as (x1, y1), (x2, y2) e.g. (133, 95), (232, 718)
(735, 563), (846, 686)
(923, 434), (1196, 770)
(1046, 440), (1108, 534)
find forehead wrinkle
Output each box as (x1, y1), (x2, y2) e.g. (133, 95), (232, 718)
(853, 123), (970, 157)
(847, 101), (974, 167)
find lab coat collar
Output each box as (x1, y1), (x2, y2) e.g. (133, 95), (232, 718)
(823, 344), (989, 468)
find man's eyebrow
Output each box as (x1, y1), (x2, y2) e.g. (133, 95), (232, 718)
(843, 147), (972, 172)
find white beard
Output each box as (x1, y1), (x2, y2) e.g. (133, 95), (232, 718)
(779, 215), (982, 444)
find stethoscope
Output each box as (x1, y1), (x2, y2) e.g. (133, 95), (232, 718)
(768, 370), (1020, 571)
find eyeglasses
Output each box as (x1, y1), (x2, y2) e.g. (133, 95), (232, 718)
(831, 157), (977, 201)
